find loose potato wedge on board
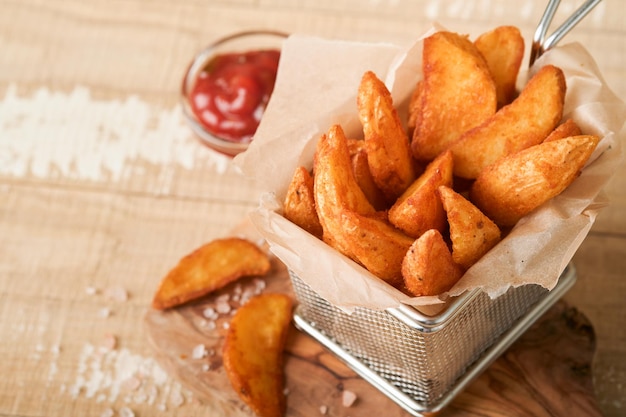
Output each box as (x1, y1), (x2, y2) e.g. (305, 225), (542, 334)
(474, 25), (525, 107)
(470, 135), (600, 226)
(388, 150), (454, 238)
(411, 31), (497, 161)
(438, 185), (501, 270)
(223, 293), (293, 417)
(402, 229), (464, 296)
(337, 210), (415, 287)
(357, 71), (416, 201)
(449, 64), (566, 179)
(152, 238), (271, 310)
(283, 166), (323, 239)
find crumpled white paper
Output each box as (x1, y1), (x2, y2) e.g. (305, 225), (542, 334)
(234, 26), (625, 312)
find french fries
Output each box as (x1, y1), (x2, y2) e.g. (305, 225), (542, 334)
(223, 293), (293, 417)
(277, 26), (600, 298)
(357, 71), (417, 201)
(152, 238), (271, 310)
(449, 64), (566, 179)
(411, 31), (497, 161)
(474, 26), (525, 107)
(470, 135), (599, 226)
(283, 166), (323, 239)
(401, 229), (464, 296)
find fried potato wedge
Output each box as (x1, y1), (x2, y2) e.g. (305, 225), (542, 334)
(357, 71), (416, 201)
(152, 238), (271, 310)
(449, 64), (566, 179)
(402, 229), (464, 296)
(544, 118), (582, 143)
(474, 25), (525, 107)
(338, 210), (415, 287)
(223, 293), (293, 417)
(470, 135), (600, 226)
(283, 166), (323, 239)
(314, 124), (378, 255)
(388, 150), (454, 238)
(438, 185), (501, 270)
(407, 80), (424, 136)
(411, 31), (497, 161)
(347, 139), (388, 210)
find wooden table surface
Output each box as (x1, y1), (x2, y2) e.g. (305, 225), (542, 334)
(1, 0), (624, 416)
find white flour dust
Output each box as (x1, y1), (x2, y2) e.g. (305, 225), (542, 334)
(0, 84), (230, 182)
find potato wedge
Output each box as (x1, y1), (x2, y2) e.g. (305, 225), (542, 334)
(357, 71), (416, 201)
(347, 139), (388, 210)
(407, 80), (424, 136)
(474, 25), (525, 107)
(402, 229), (464, 296)
(388, 150), (454, 238)
(223, 293), (293, 417)
(438, 185), (501, 270)
(314, 124), (378, 255)
(543, 118), (582, 143)
(449, 64), (566, 179)
(470, 135), (600, 226)
(283, 166), (323, 239)
(337, 210), (415, 287)
(152, 238), (271, 310)
(411, 31), (497, 161)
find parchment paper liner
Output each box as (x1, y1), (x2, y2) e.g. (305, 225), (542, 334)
(234, 26), (625, 312)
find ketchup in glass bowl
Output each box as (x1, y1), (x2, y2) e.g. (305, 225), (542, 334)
(181, 30), (287, 156)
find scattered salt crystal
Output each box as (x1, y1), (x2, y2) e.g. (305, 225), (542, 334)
(342, 389), (357, 407)
(233, 284), (242, 294)
(119, 406), (135, 417)
(100, 408), (114, 417)
(239, 287), (255, 305)
(202, 307), (218, 320)
(101, 333), (117, 351)
(98, 307), (111, 318)
(319, 405), (328, 414)
(86, 286), (98, 295)
(215, 298), (231, 314)
(170, 389), (184, 407)
(105, 286), (128, 302)
(205, 321), (216, 331)
(201, 363), (210, 372)
(253, 278), (266, 292)
(216, 293), (230, 303)
(191, 344), (206, 359)
(121, 376), (141, 391)
(157, 403), (167, 411)
(222, 322), (230, 329)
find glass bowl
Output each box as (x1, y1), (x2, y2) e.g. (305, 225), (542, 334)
(181, 30), (288, 156)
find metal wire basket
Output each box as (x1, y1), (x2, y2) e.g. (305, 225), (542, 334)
(292, 263), (577, 415)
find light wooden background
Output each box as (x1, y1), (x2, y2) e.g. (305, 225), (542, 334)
(1, 0), (624, 416)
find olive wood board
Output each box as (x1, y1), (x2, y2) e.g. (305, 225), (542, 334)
(144, 254), (602, 417)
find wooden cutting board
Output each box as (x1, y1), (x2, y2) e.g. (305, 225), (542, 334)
(144, 257), (601, 417)
(144, 222), (602, 417)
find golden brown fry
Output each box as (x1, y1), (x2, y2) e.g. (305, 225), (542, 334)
(283, 166), (323, 239)
(314, 124), (378, 255)
(401, 229), (464, 297)
(337, 210), (415, 287)
(152, 238), (271, 310)
(470, 135), (600, 226)
(474, 25), (525, 107)
(357, 71), (416, 201)
(388, 150), (454, 238)
(223, 293), (293, 417)
(407, 80), (424, 136)
(437, 185), (501, 270)
(543, 118), (582, 142)
(350, 144), (388, 211)
(449, 64), (566, 179)
(411, 31), (497, 161)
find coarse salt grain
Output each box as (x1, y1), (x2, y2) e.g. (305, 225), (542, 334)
(86, 286), (98, 295)
(105, 286), (128, 302)
(342, 390), (357, 407)
(319, 405), (328, 415)
(98, 307), (111, 318)
(100, 408), (114, 417)
(119, 406), (135, 417)
(101, 334), (117, 351)
(215, 298), (231, 315)
(191, 344), (206, 360)
(121, 376), (141, 391)
(202, 307), (218, 320)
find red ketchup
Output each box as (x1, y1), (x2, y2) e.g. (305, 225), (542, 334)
(189, 49), (280, 144)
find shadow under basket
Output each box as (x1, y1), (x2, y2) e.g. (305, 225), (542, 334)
(291, 263), (577, 416)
